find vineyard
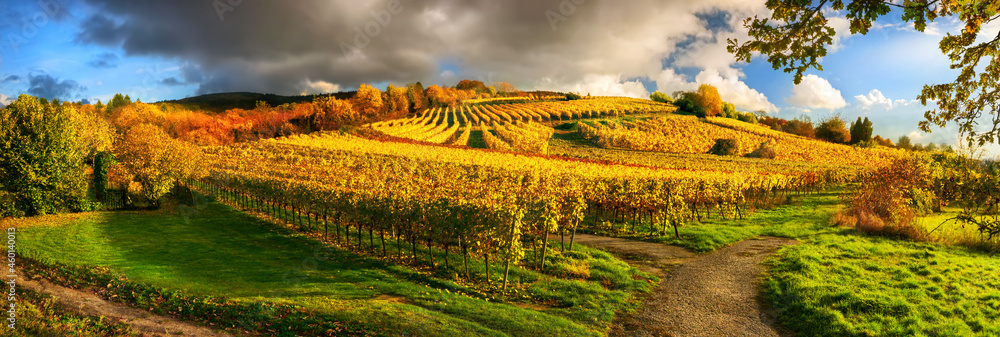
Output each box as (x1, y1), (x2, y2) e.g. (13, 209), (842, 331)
(461, 95), (565, 105)
(369, 97), (675, 149)
(577, 115), (911, 167)
(199, 131), (830, 288)
(548, 139), (862, 179)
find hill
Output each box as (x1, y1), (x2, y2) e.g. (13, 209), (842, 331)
(157, 91), (356, 112)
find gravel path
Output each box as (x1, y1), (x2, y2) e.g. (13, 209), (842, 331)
(568, 234), (797, 337)
(21, 277), (232, 337)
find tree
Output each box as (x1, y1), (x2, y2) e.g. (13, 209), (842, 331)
(782, 117), (815, 138)
(729, 0), (1000, 147)
(385, 84), (409, 116)
(737, 112), (758, 124)
(106, 93), (132, 114)
(94, 151), (116, 202)
(849, 117), (874, 145)
(425, 85), (458, 107)
(565, 92), (583, 100)
(721, 102), (738, 118)
(649, 91), (671, 103)
(352, 84), (384, 118)
(673, 92), (704, 116)
(494, 82), (516, 95)
(407, 82), (428, 111)
(897, 135), (913, 150)
(0, 95), (90, 216)
(456, 79), (488, 93)
(873, 135), (894, 147)
(816, 116), (851, 144)
(114, 123), (204, 207)
(694, 84), (723, 118)
(310, 95), (357, 131)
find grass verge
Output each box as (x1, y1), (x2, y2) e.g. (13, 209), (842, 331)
(764, 232), (1000, 336)
(0, 287), (138, 337)
(583, 191), (843, 252)
(11, 196), (654, 337)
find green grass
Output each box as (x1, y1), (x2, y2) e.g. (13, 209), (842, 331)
(912, 207), (1000, 249)
(578, 186), (1000, 335)
(15, 199), (653, 337)
(584, 191), (843, 252)
(765, 232), (1000, 336)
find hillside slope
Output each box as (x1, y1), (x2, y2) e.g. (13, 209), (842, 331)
(576, 114), (909, 168)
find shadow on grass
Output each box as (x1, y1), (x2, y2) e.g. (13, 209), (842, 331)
(19, 200), (641, 336)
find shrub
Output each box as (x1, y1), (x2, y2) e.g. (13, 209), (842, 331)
(782, 118), (815, 138)
(737, 112), (758, 124)
(565, 92), (583, 101)
(673, 93), (703, 116)
(708, 139), (739, 156)
(746, 141), (778, 159)
(846, 157), (933, 240)
(897, 135), (913, 150)
(649, 91), (671, 104)
(721, 102), (738, 118)
(816, 116), (851, 144)
(94, 151), (116, 202)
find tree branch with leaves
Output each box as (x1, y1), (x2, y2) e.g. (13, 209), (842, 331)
(729, 0), (1000, 146)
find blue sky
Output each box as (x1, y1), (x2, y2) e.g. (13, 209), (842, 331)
(1, 0), (997, 154)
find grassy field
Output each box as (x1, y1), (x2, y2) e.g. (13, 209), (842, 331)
(11, 198), (654, 337)
(572, 183), (1000, 336)
(766, 231), (1000, 336)
(582, 191), (843, 253)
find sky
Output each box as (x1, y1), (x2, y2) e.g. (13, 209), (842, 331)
(1, 0), (998, 154)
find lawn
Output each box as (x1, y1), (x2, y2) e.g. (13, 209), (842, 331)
(14, 183), (1000, 336)
(575, 186), (1000, 336)
(583, 190), (844, 252)
(13, 199), (654, 337)
(765, 232), (1000, 336)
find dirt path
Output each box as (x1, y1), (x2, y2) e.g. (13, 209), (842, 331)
(566, 234), (797, 337)
(21, 277), (232, 337)
(560, 233), (696, 275)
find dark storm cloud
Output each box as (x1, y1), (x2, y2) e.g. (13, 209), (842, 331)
(87, 52), (119, 68)
(2, 75), (19, 83)
(160, 77), (183, 86)
(76, 13), (127, 45)
(75, 0), (770, 96)
(27, 73), (86, 100)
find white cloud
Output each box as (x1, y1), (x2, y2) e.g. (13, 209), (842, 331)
(855, 89), (894, 109)
(786, 74), (847, 110)
(695, 68), (779, 113)
(299, 80), (340, 95)
(654, 68), (778, 113)
(826, 14), (852, 52)
(655, 69), (697, 96)
(0, 94), (12, 106)
(548, 74), (649, 98)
